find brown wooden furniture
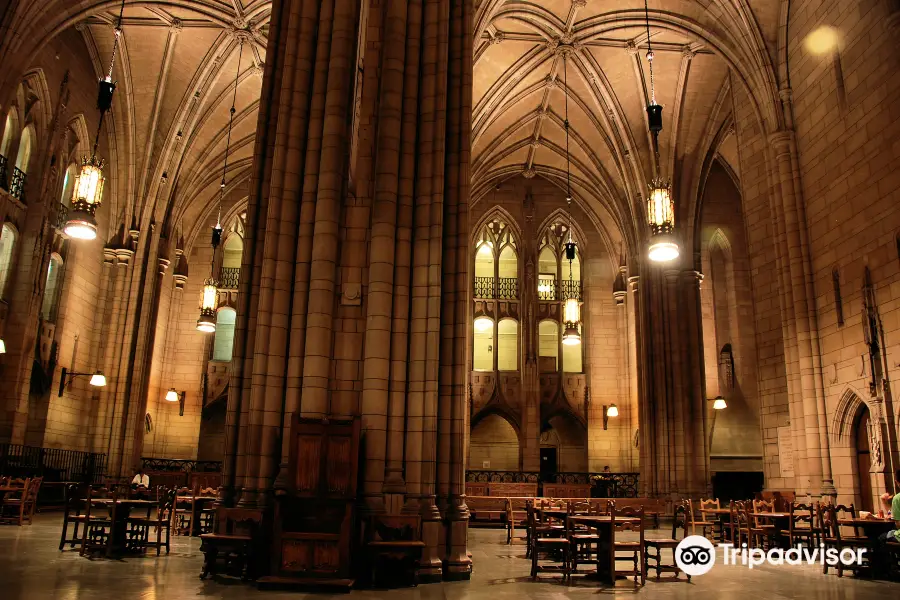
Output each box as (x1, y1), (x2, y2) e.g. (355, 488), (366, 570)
(59, 483), (88, 549)
(820, 504), (874, 577)
(80, 487), (115, 557)
(568, 515), (641, 584)
(199, 507), (264, 580)
(258, 416), (361, 590)
(781, 501), (820, 548)
(612, 505), (645, 586)
(750, 510), (790, 549)
(488, 482), (538, 497)
(506, 497), (531, 545)
(467, 496), (507, 524)
(364, 514), (425, 588)
(645, 502), (691, 581)
(543, 483), (591, 498)
(172, 486), (194, 535)
(567, 500), (601, 576)
(687, 499), (716, 538)
(464, 482), (488, 496)
(126, 490), (175, 555)
(529, 503), (570, 581)
(0, 476), (41, 525)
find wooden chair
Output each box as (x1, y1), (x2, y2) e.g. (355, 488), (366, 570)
(199, 507), (263, 580)
(365, 514), (425, 587)
(0, 476), (41, 525)
(172, 486), (194, 535)
(781, 501), (820, 548)
(127, 490), (175, 555)
(611, 505), (645, 586)
(687, 499), (716, 539)
(645, 501), (691, 581)
(567, 500), (601, 576)
(819, 504), (871, 577)
(80, 487), (116, 557)
(749, 499), (778, 549)
(506, 497), (531, 545)
(696, 498), (721, 539)
(529, 503), (570, 581)
(59, 483), (89, 549)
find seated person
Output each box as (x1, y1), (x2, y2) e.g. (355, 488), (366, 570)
(131, 469), (150, 493)
(877, 469), (900, 549)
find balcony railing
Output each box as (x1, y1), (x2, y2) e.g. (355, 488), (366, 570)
(0, 154), (7, 189)
(560, 279), (582, 301)
(474, 276), (518, 299)
(0, 443), (107, 483)
(55, 203), (69, 231)
(8, 166), (25, 200)
(538, 278), (557, 300)
(219, 266), (240, 289)
(465, 469), (639, 498)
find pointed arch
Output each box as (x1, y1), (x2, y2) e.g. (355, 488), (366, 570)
(707, 227), (733, 261)
(470, 204), (522, 248)
(831, 386), (871, 446)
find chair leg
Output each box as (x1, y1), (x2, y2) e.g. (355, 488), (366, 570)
(71, 521), (80, 547)
(59, 518), (69, 551)
(531, 543), (538, 580)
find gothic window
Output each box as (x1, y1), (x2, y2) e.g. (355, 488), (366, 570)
(497, 318), (518, 371)
(15, 124), (33, 173)
(40, 254), (63, 322)
(0, 111), (17, 157)
(539, 221), (582, 301)
(213, 308), (237, 362)
(538, 319), (558, 373)
(473, 219), (518, 299)
(538, 247), (557, 300)
(563, 324), (583, 373)
(0, 223), (17, 299)
(719, 344), (734, 391)
(60, 162), (77, 206)
(473, 316), (494, 371)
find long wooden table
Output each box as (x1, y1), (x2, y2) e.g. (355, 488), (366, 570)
(89, 498), (158, 556)
(569, 515), (642, 585)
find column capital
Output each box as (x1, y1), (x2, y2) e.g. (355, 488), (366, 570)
(115, 248), (135, 264)
(173, 273), (188, 289)
(103, 247), (117, 264)
(680, 269), (704, 284)
(768, 130), (795, 155)
(158, 258), (171, 275)
(628, 275), (640, 292)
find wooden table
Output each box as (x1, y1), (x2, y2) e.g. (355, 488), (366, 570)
(752, 512), (791, 548)
(569, 515), (642, 584)
(699, 507), (733, 541)
(91, 499), (158, 556)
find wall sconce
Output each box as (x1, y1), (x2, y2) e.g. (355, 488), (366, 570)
(0, 338), (5, 353)
(603, 404), (618, 430)
(58, 367), (106, 397)
(712, 395), (727, 410)
(166, 389), (186, 416)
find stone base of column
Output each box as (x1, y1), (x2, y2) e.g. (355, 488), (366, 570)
(236, 488), (259, 508)
(418, 495), (443, 583)
(443, 506), (472, 581)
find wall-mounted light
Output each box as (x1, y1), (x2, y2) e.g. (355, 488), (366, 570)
(712, 395), (727, 410)
(165, 388), (179, 402)
(0, 338), (5, 354)
(603, 403), (618, 430)
(58, 367), (106, 397)
(165, 388), (186, 416)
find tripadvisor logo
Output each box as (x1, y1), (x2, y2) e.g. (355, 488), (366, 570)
(675, 536), (867, 576)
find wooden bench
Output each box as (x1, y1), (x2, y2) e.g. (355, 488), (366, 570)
(465, 483), (488, 497)
(488, 482), (538, 497)
(199, 507), (263, 580)
(542, 483), (591, 498)
(364, 515), (425, 588)
(468, 496), (508, 525)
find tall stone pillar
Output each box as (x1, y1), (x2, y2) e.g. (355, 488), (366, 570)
(222, 0), (472, 581)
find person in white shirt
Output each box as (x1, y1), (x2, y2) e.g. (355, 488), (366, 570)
(131, 470), (150, 489)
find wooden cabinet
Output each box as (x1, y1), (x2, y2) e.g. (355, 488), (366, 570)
(259, 417), (360, 589)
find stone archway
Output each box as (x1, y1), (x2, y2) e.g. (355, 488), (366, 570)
(831, 387), (887, 509)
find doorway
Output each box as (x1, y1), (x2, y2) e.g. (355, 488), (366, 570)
(855, 410), (874, 512)
(540, 447), (557, 478)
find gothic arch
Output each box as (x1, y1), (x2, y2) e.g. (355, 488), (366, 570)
(470, 205), (522, 249)
(831, 386), (871, 447)
(470, 404), (523, 446)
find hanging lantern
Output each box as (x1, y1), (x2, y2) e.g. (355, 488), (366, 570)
(647, 178), (679, 262)
(196, 277), (218, 333)
(64, 155), (106, 240)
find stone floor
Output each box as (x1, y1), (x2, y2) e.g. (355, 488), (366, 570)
(1, 514), (897, 598)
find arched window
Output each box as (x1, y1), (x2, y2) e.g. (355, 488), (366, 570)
(222, 235), (243, 269)
(0, 111), (17, 158)
(60, 162), (77, 206)
(497, 319), (518, 371)
(538, 247), (557, 299)
(563, 324), (582, 373)
(0, 223), (17, 299)
(538, 320), (558, 372)
(473, 316), (494, 371)
(40, 254), (63, 322)
(15, 125), (33, 173)
(213, 308), (237, 361)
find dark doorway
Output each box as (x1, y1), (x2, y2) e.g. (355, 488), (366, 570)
(540, 447), (557, 479)
(855, 410), (874, 512)
(711, 471), (764, 503)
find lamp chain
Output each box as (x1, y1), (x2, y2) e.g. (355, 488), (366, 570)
(218, 40), (244, 227)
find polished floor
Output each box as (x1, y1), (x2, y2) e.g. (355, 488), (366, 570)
(0, 513), (897, 599)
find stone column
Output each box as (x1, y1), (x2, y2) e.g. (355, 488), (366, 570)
(88, 249), (116, 453)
